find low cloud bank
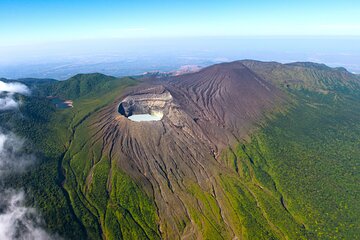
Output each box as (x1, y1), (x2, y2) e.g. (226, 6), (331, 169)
(0, 81), (30, 110)
(0, 96), (19, 110)
(0, 130), (56, 240)
(0, 81), (30, 95)
(0, 190), (53, 240)
(0, 132), (34, 175)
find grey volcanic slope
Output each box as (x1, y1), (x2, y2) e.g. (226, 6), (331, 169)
(80, 61), (286, 238)
(165, 61), (284, 148)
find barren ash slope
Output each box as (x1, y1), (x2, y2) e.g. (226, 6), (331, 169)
(83, 62), (286, 239)
(8, 60), (360, 240)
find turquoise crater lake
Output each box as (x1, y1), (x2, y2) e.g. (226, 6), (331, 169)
(128, 112), (163, 122)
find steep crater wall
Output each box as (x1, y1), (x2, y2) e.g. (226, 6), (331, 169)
(118, 87), (173, 120)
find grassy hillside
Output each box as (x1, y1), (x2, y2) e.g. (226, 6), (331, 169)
(38, 73), (120, 99)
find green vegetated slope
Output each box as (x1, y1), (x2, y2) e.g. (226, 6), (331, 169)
(0, 94), (86, 239)
(48, 74), (148, 239)
(42, 73), (120, 99)
(2, 63), (360, 239)
(53, 77), (161, 239)
(0, 73), (139, 239)
(222, 89), (360, 239)
(228, 61), (360, 239)
(61, 110), (160, 240)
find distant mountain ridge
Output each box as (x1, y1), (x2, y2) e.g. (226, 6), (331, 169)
(240, 60), (360, 92)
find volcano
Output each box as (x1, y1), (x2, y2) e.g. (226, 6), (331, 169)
(83, 61), (285, 238)
(9, 60), (360, 240)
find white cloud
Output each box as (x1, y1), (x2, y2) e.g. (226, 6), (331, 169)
(0, 81), (30, 95)
(0, 81), (30, 111)
(0, 96), (20, 110)
(0, 190), (53, 240)
(0, 132), (34, 175)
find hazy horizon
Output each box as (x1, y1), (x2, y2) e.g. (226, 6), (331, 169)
(1, 36), (359, 79)
(1, 0), (359, 79)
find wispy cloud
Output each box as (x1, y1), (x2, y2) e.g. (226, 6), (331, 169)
(0, 81), (30, 110)
(0, 96), (19, 111)
(0, 190), (54, 240)
(0, 81), (30, 95)
(0, 132), (34, 175)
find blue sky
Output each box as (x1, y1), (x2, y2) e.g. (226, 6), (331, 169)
(1, 0), (360, 46)
(1, 0), (360, 78)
